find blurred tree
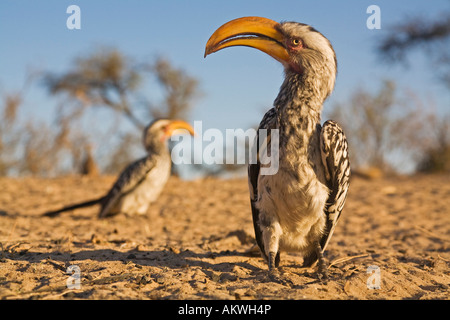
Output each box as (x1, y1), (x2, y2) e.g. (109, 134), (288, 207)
(0, 90), (86, 176)
(102, 131), (141, 174)
(151, 58), (200, 120)
(20, 121), (63, 176)
(43, 48), (200, 174)
(328, 80), (437, 174)
(329, 80), (398, 171)
(378, 13), (450, 88)
(377, 12), (450, 173)
(44, 48), (145, 130)
(0, 72), (70, 176)
(416, 115), (450, 173)
(80, 143), (100, 177)
(0, 92), (22, 175)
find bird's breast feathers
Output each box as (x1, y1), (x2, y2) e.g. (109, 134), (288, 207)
(256, 165), (329, 252)
(257, 162), (329, 225)
(117, 155), (171, 215)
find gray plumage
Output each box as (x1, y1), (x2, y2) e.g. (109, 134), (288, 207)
(205, 18), (350, 280)
(97, 150), (169, 218)
(43, 119), (193, 219)
(250, 23), (350, 279)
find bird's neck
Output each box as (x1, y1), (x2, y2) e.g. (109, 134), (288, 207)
(272, 68), (335, 169)
(146, 140), (169, 157)
(274, 73), (325, 142)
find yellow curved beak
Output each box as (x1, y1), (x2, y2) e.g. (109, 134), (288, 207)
(204, 16), (289, 64)
(165, 120), (196, 138)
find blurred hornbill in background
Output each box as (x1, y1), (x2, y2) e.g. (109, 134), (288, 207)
(42, 119), (195, 219)
(205, 17), (350, 281)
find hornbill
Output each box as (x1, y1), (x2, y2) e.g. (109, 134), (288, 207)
(205, 17), (350, 280)
(42, 119), (195, 219)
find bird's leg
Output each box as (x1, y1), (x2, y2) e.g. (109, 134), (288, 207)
(262, 219), (291, 285)
(315, 241), (328, 281)
(268, 251), (280, 281)
(261, 217), (281, 280)
(267, 251), (293, 286)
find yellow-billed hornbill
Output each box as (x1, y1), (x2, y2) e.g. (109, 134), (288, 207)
(205, 17), (350, 280)
(42, 119), (195, 219)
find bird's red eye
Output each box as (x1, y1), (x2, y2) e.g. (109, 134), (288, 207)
(290, 38), (303, 48)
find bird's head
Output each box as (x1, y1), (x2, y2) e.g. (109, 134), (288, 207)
(205, 16), (337, 100)
(143, 119), (195, 153)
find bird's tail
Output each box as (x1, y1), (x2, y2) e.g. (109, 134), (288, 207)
(42, 196), (105, 217)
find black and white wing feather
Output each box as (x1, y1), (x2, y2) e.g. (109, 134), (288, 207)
(98, 156), (156, 218)
(319, 120), (350, 251)
(248, 108), (277, 261)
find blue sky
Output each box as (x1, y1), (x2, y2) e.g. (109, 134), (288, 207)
(0, 1), (449, 174)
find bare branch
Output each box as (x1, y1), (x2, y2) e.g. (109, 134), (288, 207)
(378, 13), (450, 88)
(378, 14), (450, 62)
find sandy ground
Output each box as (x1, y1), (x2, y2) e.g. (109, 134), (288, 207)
(0, 173), (449, 300)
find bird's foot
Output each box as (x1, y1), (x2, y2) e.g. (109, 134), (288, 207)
(317, 269), (328, 283)
(268, 268), (281, 282)
(316, 262), (329, 283)
(267, 269), (293, 286)
(315, 241), (329, 283)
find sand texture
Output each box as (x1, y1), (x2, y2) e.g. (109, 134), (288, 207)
(0, 174), (449, 300)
